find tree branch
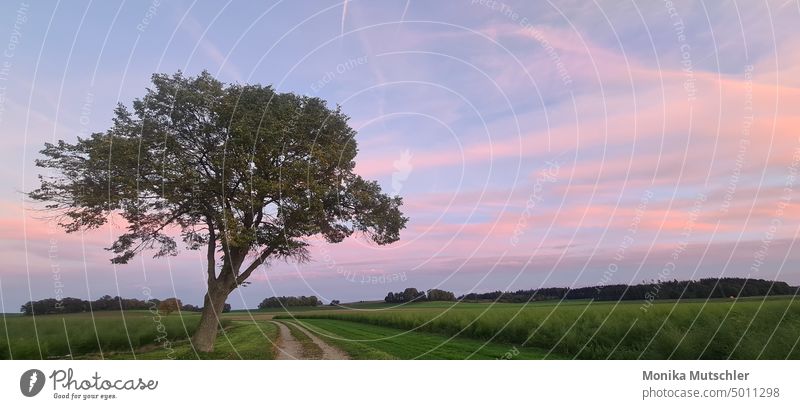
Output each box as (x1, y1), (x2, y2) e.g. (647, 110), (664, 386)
(236, 246), (274, 285)
(206, 219), (217, 282)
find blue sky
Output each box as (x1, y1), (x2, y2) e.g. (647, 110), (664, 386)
(1, 0), (800, 311)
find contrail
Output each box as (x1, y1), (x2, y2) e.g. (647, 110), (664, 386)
(341, 0), (349, 36)
(400, 0), (410, 23)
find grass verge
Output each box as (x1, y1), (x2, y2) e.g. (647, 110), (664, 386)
(113, 321), (279, 359)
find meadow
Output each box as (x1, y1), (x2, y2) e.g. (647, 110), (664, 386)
(277, 296), (800, 359)
(2, 295), (798, 359)
(290, 318), (550, 359)
(0, 310), (202, 359)
(122, 321), (279, 360)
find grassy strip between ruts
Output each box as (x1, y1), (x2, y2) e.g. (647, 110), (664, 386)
(283, 321), (324, 359)
(288, 318), (551, 359)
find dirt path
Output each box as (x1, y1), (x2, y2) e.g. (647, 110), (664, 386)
(273, 320), (350, 360)
(273, 321), (304, 360)
(286, 321), (350, 360)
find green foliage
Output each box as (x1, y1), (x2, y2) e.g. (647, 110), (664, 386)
(258, 295), (321, 309)
(28, 70), (407, 291)
(27, 70), (408, 350)
(158, 298), (182, 315)
(426, 289), (456, 302)
(383, 288), (455, 303)
(460, 278), (796, 302)
(20, 294), (163, 315)
(385, 287), (426, 303)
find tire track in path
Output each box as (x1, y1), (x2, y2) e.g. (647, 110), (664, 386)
(273, 321), (303, 360)
(285, 321), (350, 360)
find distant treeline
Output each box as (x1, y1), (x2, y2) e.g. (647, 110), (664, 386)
(258, 296), (322, 309)
(19, 278), (796, 315)
(385, 288), (456, 303)
(458, 278), (797, 303)
(20, 295), (230, 316)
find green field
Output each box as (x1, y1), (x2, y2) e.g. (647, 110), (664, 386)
(277, 296), (800, 359)
(0, 310), (202, 359)
(2, 296), (798, 359)
(122, 321), (279, 360)
(288, 318), (550, 359)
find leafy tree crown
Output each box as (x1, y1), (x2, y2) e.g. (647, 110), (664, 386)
(30, 71), (407, 285)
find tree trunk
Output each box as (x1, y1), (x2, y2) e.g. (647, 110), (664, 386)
(191, 282), (229, 353)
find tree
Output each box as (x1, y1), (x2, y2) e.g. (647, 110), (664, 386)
(427, 289), (455, 302)
(158, 298), (182, 315)
(402, 287), (425, 302)
(257, 295), (321, 308)
(329, 299), (340, 306)
(28, 71), (408, 352)
(385, 288), (426, 303)
(181, 304), (202, 312)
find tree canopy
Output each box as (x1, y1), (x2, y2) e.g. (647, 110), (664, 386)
(29, 71), (408, 351)
(458, 278), (797, 303)
(31, 71), (406, 280)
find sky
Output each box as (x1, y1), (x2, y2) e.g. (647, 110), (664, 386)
(1, 0), (800, 311)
